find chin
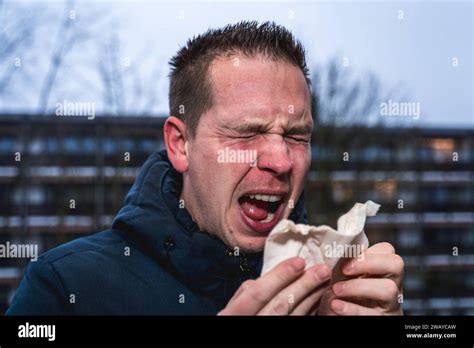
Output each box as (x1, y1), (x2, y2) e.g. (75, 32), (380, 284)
(231, 233), (268, 254)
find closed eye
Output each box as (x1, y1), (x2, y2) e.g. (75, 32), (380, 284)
(236, 133), (259, 139)
(286, 135), (311, 143)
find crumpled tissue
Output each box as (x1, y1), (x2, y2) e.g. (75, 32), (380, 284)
(261, 201), (380, 282)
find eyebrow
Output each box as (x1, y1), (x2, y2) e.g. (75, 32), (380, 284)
(230, 121), (270, 133)
(285, 124), (313, 134)
(228, 121), (313, 135)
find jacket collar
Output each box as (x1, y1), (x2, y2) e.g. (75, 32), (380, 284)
(113, 150), (308, 306)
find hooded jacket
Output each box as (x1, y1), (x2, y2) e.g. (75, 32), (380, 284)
(6, 150), (307, 315)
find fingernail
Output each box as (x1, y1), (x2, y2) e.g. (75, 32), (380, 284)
(332, 299), (346, 313)
(343, 261), (355, 274)
(332, 282), (345, 296)
(290, 258), (306, 272)
(315, 265), (330, 280)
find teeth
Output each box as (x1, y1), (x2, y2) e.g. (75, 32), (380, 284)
(248, 194), (282, 202)
(260, 212), (274, 223)
(267, 195), (281, 202)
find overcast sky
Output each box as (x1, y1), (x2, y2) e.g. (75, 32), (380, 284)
(2, 0), (473, 128)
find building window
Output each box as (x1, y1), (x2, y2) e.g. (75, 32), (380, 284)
(13, 186), (46, 205)
(0, 137), (16, 153)
(397, 228), (422, 248)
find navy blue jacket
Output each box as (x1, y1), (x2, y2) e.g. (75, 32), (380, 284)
(7, 150), (307, 315)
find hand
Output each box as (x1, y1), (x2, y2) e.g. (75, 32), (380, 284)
(318, 242), (404, 316)
(218, 257), (331, 315)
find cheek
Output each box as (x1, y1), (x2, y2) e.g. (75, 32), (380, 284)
(191, 141), (248, 197)
(290, 145), (311, 179)
(187, 145), (218, 193)
(291, 146), (311, 174)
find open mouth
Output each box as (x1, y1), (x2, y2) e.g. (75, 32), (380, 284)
(238, 192), (287, 234)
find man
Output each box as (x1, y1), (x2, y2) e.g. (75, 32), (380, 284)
(7, 21), (403, 315)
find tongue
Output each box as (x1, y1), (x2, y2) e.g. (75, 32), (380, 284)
(240, 197), (269, 221)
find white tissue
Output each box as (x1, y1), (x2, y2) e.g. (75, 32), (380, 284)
(261, 201), (380, 282)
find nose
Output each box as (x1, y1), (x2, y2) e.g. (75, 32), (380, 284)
(256, 134), (292, 176)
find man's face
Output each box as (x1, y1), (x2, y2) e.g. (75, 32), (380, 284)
(183, 54), (313, 253)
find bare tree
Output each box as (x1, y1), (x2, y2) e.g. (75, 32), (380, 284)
(311, 58), (408, 127)
(98, 32), (125, 115)
(0, 0), (43, 99)
(0, 0), (112, 113)
(36, 0), (76, 113)
(37, 0), (111, 113)
(97, 30), (162, 116)
(307, 58), (410, 225)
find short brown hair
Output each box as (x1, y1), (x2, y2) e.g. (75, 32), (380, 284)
(168, 21), (310, 137)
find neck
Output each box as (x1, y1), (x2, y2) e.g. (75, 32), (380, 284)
(179, 182), (204, 232)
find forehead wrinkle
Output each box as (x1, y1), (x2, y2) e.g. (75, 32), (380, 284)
(222, 113), (312, 135)
(227, 118), (275, 132)
(211, 84), (309, 124)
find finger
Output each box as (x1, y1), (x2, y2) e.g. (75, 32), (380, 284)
(342, 253), (404, 283)
(259, 264), (331, 315)
(365, 242), (395, 254)
(227, 279), (255, 306)
(316, 289), (338, 316)
(331, 299), (380, 316)
(220, 257), (306, 315)
(332, 278), (399, 307)
(338, 242), (396, 275)
(290, 284), (330, 315)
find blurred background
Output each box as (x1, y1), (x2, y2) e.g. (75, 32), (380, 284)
(0, 0), (473, 314)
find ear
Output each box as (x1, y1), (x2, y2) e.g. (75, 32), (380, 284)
(164, 116), (189, 173)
